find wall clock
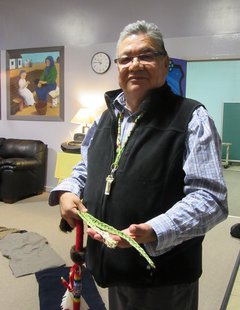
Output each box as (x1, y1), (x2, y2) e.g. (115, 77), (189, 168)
(91, 52), (111, 74)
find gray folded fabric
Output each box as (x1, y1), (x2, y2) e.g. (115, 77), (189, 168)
(0, 226), (24, 240)
(0, 231), (65, 277)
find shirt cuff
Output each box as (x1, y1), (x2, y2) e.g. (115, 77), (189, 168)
(145, 214), (178, 256)
(48, 179), (82, 206)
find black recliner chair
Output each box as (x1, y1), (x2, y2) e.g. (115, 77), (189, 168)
(0, 138), (47, 203)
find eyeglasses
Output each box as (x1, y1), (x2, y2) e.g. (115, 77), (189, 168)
(114, 51), (166, 66)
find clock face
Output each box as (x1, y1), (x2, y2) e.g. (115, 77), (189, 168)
(91, 52), (111, 74)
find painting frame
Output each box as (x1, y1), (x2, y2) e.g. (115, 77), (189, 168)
(0, 51), (1, 120)
(6, 46), (64, 121)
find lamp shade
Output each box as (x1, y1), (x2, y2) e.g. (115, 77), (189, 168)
(71, 108), (94, 125)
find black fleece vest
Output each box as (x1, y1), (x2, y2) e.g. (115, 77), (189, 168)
(84, 85), (204, 288)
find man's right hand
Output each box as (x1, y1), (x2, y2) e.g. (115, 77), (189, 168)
(59, 192), (87, 229)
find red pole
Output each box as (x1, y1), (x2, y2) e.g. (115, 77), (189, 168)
(72, 220), (84, 310)
(76, 220), (84, 251)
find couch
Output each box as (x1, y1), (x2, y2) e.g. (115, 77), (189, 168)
(0, 138), (47, 203)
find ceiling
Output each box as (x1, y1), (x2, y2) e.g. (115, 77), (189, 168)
(1, 0), (240, 47)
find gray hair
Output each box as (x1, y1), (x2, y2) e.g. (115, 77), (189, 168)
(116, 20), (167, 56)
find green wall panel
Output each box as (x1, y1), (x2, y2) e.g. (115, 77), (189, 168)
(222, 102), (240, 160)
(186, 60), (240, 161)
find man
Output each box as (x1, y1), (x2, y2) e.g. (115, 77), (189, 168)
(49, 20), (228, 310)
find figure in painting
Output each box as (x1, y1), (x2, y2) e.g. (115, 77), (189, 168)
(18, 70), (35, 106)
(35, 55), (58, 114)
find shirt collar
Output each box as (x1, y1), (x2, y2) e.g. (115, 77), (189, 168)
(112, 91), (148, 114)
(113, 92), (126, 113)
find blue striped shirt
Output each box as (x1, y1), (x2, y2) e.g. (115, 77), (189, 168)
(50, 92), (228, 256)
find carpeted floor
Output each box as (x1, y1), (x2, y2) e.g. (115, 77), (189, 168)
(223, 168), (240, 217)
(0, 169), (239, 310)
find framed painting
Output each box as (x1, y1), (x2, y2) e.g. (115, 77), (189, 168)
(6, 46), (64, 121)
(166, 58), (187, 97)
(0, 51), (1, 120)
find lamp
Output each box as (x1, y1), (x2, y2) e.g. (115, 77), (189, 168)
(71, 108), (94, 134)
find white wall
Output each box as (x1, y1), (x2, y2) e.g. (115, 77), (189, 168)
(1, 1), (240, 190)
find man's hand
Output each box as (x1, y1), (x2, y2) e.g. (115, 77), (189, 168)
(59, 192), (87, 229)
(87, 222), (157, 248)
(120, 223), (157, 247)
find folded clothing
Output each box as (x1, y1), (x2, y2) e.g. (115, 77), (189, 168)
(0, 231), (65, 277)
(35, 265), (106, 310)
(0, 226), (26, 240)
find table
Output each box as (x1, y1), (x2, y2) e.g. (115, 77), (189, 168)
(222, 142), (232, 168)
(54, 152), (82, 183)
(221, 251), (240, 309)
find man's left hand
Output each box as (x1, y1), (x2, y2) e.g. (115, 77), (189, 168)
(87, 223), (157, 248)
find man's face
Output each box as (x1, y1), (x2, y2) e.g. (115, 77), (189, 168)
(116, 33), (169, 100)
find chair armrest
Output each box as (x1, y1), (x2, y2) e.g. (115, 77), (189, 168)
(0, 158), (40, 170)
